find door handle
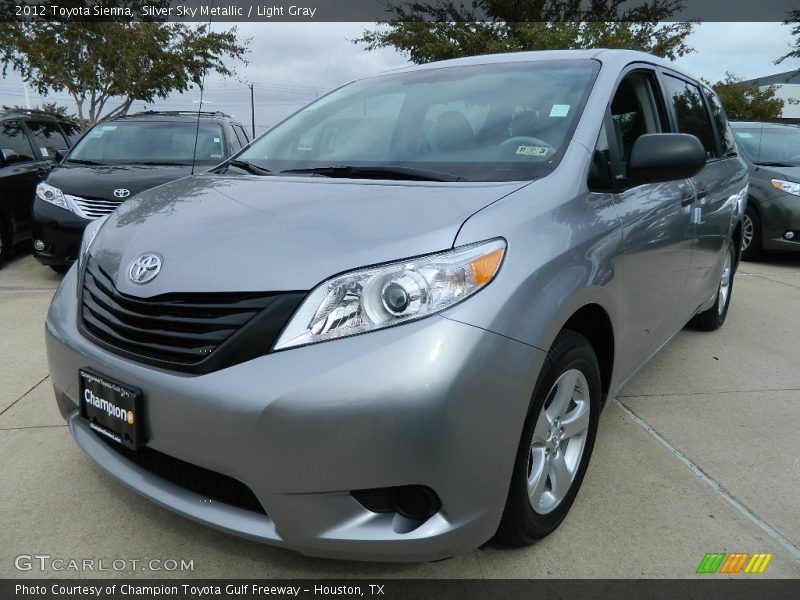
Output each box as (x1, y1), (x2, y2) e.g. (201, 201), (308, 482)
(680, 195), (695, 207)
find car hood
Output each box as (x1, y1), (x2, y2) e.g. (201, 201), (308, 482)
(47, 163), (195, 200)
(90, 174), (527, 296)
(758, 165), (800, 182)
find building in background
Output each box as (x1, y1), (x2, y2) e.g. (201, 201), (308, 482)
(741, 70), (800, 123)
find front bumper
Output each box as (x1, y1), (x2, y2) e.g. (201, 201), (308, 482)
(760, 192), (800, 252)
(46, 268), (544, 561)
(32, 197), (90, 267)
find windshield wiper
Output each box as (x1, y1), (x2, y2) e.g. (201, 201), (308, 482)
(279, 165), (462, 182)
(66, 159), (108, 166)
(754, 161), (795, 167)
(133, 161), (189, 166)
(221, 158), (273, 176)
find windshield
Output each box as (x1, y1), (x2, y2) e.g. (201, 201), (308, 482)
(238, 60), (600, 182)
(67, 120), (226, 165)
(733, 125), (800, 166)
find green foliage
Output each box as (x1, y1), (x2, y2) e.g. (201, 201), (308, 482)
(355, 0), (695, 63)
(709, 73), (784, 122)
(778, 9), (800, 65)
(0, 2), (249, 124)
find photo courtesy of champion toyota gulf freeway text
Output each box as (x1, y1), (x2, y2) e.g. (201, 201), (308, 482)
(46, 48), (747, 561)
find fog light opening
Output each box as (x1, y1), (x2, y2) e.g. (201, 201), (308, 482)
(784, 231), (796, 241)
(391, 485), (441, 521)
(33, 239), (46, 252)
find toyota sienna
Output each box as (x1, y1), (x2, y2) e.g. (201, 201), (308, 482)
(45, 50), (748, 561)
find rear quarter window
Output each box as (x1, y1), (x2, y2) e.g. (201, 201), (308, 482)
(704, 88), (736, 156)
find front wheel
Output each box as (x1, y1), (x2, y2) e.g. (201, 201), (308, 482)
(741, 206), (763, 261)
(687, 242), (735, 331)
(495, 329), (601, 546)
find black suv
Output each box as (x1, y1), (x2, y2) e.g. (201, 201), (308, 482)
(32, 111), (250, 271)
(0, 109), (82, 266)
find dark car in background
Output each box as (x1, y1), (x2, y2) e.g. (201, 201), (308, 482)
(32, 111), (250, 271)
(731, 121), (800, 260)
(0, 109), (81, 266)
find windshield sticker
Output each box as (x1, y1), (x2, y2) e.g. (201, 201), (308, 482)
(550, 104), (570, 118)
(40, 148), (48, 157)
(100, 125), (117, 131)
(735, 132), (753, 138)
(213, 137), (221, 143)
(516, 144), (549, 157)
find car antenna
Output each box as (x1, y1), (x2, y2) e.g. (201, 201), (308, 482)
(191, 1), (215, 176)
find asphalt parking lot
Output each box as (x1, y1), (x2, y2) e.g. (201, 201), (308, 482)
(1, 250), (799, 579)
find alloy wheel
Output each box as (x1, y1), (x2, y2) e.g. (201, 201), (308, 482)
(718, 246), (733, 317)
(527, 369), (591, 514)
(742, 214), (754, 252)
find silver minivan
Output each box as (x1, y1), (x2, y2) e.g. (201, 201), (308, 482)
(46, 49), (748, 561)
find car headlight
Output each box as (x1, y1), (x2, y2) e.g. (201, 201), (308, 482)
(78, 214), (109, 272)
(771, 179), (800, 197)
(274, 238), (506, 350)
(36, 182), (69, 211)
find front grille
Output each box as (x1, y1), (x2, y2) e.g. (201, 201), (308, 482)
(71, 196), (124, 219)
(98, 436), (266, 514)
(80, 258), (306, 374)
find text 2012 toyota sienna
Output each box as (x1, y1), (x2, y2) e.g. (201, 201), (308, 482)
(46, 50), (748, 561)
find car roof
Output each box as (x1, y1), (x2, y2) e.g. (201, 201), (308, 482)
(109, 111), (239, 124)
(375, 48), (680, 77)
(0, 108), (75, 123)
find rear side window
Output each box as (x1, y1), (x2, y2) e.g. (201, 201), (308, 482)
(704, 88), (736, 156)
(0, 120), (36, 162)
(663, 74), (718, 159)
(234, 125), (249, 146)
(27, 121), (70, 159)
(59, 121), (83, 146)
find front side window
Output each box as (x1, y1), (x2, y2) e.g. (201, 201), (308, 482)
(663, 74), (718, 159)
(0, 120), (36, 162)
(27, 121), (70, 159)
(732, 125), (800, 167)
(67, 121), (226, 165)
(608, 71), (665, 176)
(238, 60), (601, 181)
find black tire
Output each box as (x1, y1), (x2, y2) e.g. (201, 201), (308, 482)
(687, 242), (736, 331)
(495, 329), (601, 547)
(49, 265), (69, 274)
(741, 205), (763, 261)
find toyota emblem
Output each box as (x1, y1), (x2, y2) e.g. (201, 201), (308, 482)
(129, 254), (162, 284)
(113, 188), (131, 199)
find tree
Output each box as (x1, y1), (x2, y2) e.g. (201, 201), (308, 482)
(709, 73), (784, 122)
(0, 4), (249, 124)
(777, 9), (800, 66)
(355, 0), (695, 63)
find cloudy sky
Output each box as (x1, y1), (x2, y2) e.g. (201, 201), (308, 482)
(1, 22), (798, 134)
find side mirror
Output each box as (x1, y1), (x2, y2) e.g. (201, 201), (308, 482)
(53, 149), (66, 162)
(627, 133), (706, 185)
(0, 148), (20, 164)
